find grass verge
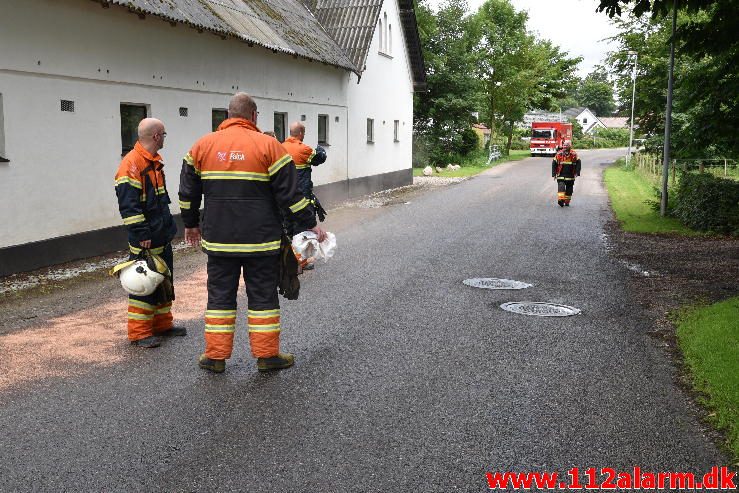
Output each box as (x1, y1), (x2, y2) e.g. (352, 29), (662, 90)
(676, 297), (739, 459)
(413, 150), (530, 178)
(604, 161), (697, 235)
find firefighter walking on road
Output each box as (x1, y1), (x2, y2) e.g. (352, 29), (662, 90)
(114, 118), (187, 348)
(552, 140), (582, 207)
(179, 93), (326, 374)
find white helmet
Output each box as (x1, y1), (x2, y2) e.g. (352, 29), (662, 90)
(118, 260), (165, 296)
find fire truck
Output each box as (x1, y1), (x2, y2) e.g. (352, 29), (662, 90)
(529, 121), (572, 157)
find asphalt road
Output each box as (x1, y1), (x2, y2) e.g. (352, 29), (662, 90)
(0, 149), (728, 492)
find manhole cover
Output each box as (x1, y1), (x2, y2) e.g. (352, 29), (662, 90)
(500, 302), (581, 317)
(463, 278), (532, 290)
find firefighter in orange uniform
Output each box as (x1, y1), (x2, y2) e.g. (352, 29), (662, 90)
(179, 93), (326, 374)
(282, 122), (327, 226)
(552, 140), (582, 207)
(114, 118), (187, 348)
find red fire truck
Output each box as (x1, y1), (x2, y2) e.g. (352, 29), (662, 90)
(530, 121), (572, 157)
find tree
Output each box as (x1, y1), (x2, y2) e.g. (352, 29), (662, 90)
(577, 68), (616, 116)
(597, 0), (720, 18)
(471, 0), (580, 152)
(414, 0), (481, 164)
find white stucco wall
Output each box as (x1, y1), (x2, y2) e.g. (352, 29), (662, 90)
(0, 0), (350, 248)
(345, 0), (414, 180)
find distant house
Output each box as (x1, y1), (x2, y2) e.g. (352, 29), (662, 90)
(599, 117), (630, 129)
(472, 123), (491, 148)
(562, 107), (605, 134)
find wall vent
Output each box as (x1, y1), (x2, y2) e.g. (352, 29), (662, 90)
(179, 107), (188, 117)
(61, 100), (75, 113)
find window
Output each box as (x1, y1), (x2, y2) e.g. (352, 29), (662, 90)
(378, 19), (383, 53)
(212, 108), (227, 131)
(274, 112), (287, 142)
(0, 94), (7, 162)
(393, 120), (399, 142)
(388, 24), (392, 54)
(383, 13), (388, 52)
(582, 118), (588, 124)
(318, 114), (328, 145)
(120, 103), (148, 154)
(367, 118), (374, 143)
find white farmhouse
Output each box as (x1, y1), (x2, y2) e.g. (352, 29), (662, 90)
(562, 107), (605, 134)
(0, 0), (426, 275)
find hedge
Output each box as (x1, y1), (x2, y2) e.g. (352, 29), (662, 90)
(672, 173), (739, 234)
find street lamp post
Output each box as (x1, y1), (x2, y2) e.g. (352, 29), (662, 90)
(626, 51), (638, 168)
(660, 0), (678, 217)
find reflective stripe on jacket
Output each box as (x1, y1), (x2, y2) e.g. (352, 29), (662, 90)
(114, 141), (177, 248)
(179, 118), (316, 257)
(552, 150), (582, 180)
(282, 137), (327, 198)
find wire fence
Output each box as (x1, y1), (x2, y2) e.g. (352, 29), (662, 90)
(629, 153), (739, 185)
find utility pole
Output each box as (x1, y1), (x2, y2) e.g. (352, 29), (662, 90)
(660, 0), (678, 216)
(626, 51), (638, 168)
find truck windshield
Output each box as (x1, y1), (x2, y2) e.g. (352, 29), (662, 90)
(532, 129), (553, 138)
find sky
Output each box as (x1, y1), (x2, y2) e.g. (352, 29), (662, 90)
(509, 0), (621, 76)
(427, 0), (622, 77)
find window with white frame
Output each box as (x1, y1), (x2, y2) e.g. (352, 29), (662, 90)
(367, 118), (374, 143)
(388, 23), (392, 54)
(378, 18), (383, 53)
(212, 108), (227, 131)
(318, 114), (328, 145)
(0, 94), (7, 162)
(394, 120), (399, 142)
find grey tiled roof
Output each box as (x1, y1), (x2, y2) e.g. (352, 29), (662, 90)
(104, 0), (358, 72)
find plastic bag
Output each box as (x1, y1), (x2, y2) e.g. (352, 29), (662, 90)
(291, 231), (336, 263)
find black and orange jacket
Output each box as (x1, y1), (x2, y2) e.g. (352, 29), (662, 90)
(282, 137), (327, 197)
(114, 141), (177, 254)
(552, 150), (582, 180)
(178, 118), (316, 257)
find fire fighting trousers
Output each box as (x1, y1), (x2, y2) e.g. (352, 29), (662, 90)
(557, 179), (575, 204)
(126, 243), (174, 341)
(204, 254), (281, 360)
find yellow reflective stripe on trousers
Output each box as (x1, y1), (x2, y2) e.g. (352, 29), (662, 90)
(128, 312), (154, 321)
(129, 244), (166, 255)
(248, 309), (280, 318)
(179, 200), (191, 210)
(129, 299), (155, 311)
(155, 304), (172, 315)
(205, 324), (236, 333)
(205, 309), (237, 317)
(123, 214), (146, 225)
(268, 154), (291, 176)
(115, 176), (142, 189)
(201, 170), (269, 182)
(294, 163), (310, 170)
(248, 323), (280, 331)
(289, 197), (310, 213)
(201, 240), (280, 254)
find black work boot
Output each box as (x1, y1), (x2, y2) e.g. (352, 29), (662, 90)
(257, 353), (294, 372)
(198, 354), (226, 373)
(558, 200), (564, 207)
(159, 326), (187, 337)
(130, 335), (162, 348)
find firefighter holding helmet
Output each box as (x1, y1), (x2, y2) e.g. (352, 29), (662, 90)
(114, 118), (187, 348)
(179, 92), (325, 374)
(552, 140), (582, 207)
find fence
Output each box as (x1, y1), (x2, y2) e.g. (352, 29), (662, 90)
(630, 153), (739, 185)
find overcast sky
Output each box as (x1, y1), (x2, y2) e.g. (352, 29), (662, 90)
(427, 0), (622, 77)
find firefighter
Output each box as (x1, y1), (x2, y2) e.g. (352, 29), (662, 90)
(179, 93), (326, 374)
(114, 118), (187, 348)
(282, 122), (327, 228)
(552, 140), (582, 207)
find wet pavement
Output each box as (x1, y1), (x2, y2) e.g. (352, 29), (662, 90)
(0, 150), (730, 492)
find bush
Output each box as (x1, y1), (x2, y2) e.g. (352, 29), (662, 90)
(672, 173), (739, 234)
(458, 127), (479, 156)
